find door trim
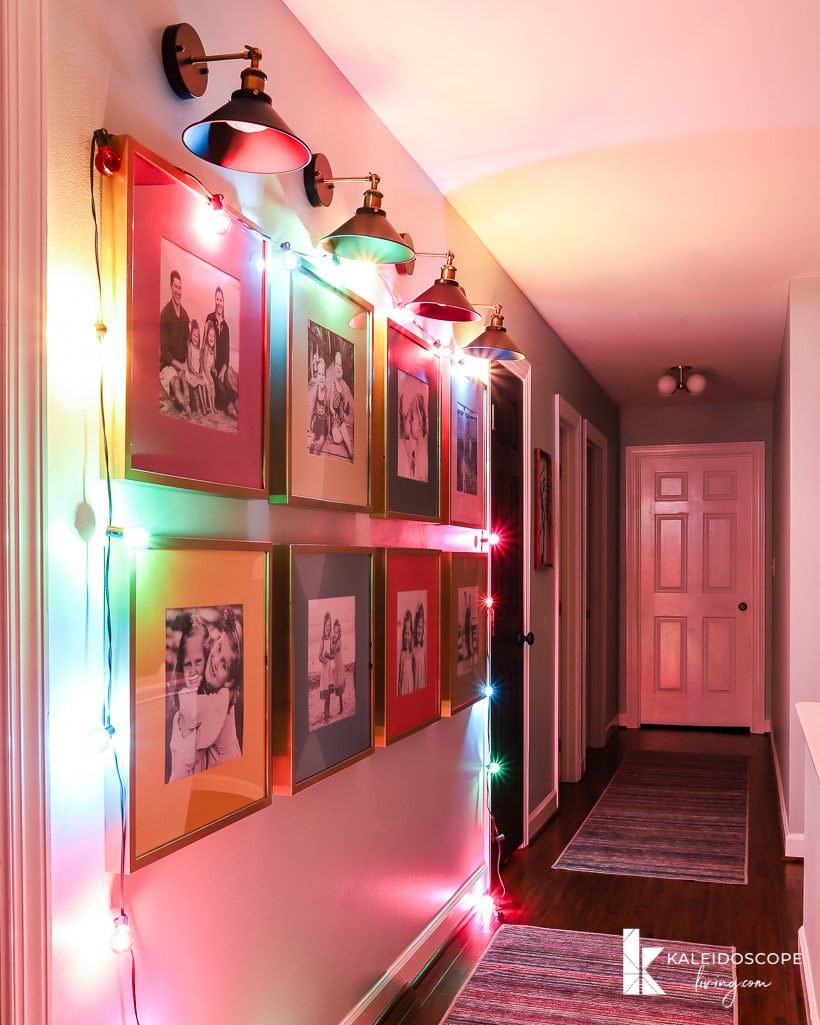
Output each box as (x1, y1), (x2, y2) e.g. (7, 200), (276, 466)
(555, 396), (585, 781)
(1, 1), (50, 1023)
(624, 442), (766, 733)
(583, 420), (608, 748)
(500, 359), (532, 844)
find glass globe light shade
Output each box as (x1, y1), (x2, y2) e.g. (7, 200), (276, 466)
(657, 373), (677, 397)
(685, 372), (707, 395)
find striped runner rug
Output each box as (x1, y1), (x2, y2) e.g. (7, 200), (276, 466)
(443, 926), (738, 1025)
(553, 750), (749, 884)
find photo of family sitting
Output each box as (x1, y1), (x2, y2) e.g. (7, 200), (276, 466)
(456, 586), (479, 675)
(164, 603), (244, 784)
(456, 402), (479, 497)
(396, 590), (428, 696)
(306, 320), (355, 462)
(307, 596), (357, 731)
(397, 371), (429, 483)
(159, 239), (240, 433)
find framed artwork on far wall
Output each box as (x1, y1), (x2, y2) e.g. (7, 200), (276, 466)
(374, 320), (441, 519)
(441, 552), (489, 715)
(102, 136), (269, 497)
(448, 372), (487, 527)
(129, 538), (272, 870)
(374, 549), (441, 745)
(269, 264), (372, 511)
(272, 546), (374, 793)
(534, 448), (554, 569)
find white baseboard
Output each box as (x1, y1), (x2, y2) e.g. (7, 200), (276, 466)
(801, 926), (819, 1025)
(527, 789), (558, 842)
(337, 864), (486, 1025)
(770, 732), (806, 858)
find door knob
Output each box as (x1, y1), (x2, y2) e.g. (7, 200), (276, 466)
(516, 631), (535, 646)
(738, 602), (748, 612)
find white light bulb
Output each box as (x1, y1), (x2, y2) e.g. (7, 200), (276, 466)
(111, 915), (133, 954)
(225, 120), (267, 134)
(477, 894), (496, 927)
(212, 208), (231, 235)
(282, 248), (302, 272)
(122, 526), (150, 550)
(393, 305), (414, 326)
(86, 724), (114, 754)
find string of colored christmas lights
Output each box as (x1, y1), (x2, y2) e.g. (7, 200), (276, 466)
(483, 583), (506, 912)
(90, 129), (144, 1025)
(90, 126), (495, 1008)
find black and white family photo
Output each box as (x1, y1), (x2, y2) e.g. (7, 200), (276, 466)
(397, 370), (429, 482)
(159, 238), (240, 433)
(396, 589), (428, 697)
(456, 586), (479, 675)
(164, 604), (244, 784)
(307, 596), (357, 730)
(456, 402), (478, 496)
(306, 319), (355, 462)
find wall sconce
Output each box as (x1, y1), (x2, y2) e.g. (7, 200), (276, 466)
(403, 252), (481, 323)
(303, 153), (414, 264)
(461, 304), (526, 361)
(657, 364), (707, 397)
(161, 23), (311, 174)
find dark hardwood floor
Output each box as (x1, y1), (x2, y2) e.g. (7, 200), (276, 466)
(381, 727), (806, 1025)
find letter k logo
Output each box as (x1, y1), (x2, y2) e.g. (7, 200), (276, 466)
(623, 929), (665, 996)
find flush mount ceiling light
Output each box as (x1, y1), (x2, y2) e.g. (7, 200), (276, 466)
(403, 252), (481, 323)
(161, 22), (311, 174)
(461, 305), (526, 361)
(657, 364), (707, 397)
(303, 153), (414, 264)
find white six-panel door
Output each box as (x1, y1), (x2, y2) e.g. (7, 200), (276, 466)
(625, 443), (766, 731)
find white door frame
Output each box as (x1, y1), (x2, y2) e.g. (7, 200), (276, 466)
(1, 2), (50, 1024)
(582, 420), (608, 748)
(555, 397), (585, 782)
(497, 359), (533, 843)
(624, 442), (766, 733)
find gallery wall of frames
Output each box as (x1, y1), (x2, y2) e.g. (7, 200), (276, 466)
(104, 136), (490, 869)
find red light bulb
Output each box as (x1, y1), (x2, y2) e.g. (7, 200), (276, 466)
(95, 145), (122, 177)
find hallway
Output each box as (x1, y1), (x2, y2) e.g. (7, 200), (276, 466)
(386, 728), (806, 1025)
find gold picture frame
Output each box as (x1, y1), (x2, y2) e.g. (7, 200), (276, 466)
(441, 551), (489, 715)
(269, 265), (372, 510)
(448, 372), (487, 527)
(374, 548), (441, 745)
(272, 545), (374, 793)
(129, 537), (272, 869)
(102, 135), (269, 497)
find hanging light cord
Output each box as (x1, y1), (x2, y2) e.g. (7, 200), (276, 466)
(486, 704), (507, 902)
(90, 129), (143, 1025)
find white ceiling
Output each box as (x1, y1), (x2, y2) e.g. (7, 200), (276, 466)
(283, 0), (820, 406)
